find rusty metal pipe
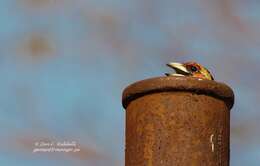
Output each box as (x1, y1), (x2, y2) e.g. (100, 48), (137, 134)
(122, 76), (234, 166)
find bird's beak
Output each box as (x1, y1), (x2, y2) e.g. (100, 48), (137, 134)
(167, 62), (190, 75)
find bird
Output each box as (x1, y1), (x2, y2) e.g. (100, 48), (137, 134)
(165, 61), (214, 80)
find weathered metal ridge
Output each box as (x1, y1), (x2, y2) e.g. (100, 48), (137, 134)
(122, 76), (234, 109)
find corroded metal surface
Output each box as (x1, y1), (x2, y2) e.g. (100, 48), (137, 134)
(122, 76), (234, 109)
(123, 76), (234, 166)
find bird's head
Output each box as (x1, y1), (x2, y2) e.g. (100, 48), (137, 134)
(166, 61), (214, 80)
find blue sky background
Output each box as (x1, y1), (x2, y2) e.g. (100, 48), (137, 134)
(0, 0), (260, 165)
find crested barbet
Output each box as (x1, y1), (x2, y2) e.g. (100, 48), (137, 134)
(165, 61), (214, 80)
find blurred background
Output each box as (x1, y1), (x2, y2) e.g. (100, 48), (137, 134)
(0, 0), (259, 165)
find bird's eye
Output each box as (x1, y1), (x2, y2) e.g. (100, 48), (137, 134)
(191, 66), (198, 72)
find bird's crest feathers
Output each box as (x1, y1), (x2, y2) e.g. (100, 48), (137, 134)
(166, 61), (214, 80)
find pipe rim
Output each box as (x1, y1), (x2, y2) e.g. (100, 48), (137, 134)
(122, 76), (234, 109)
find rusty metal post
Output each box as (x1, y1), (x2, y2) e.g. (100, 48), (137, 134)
(122, 76), (234, 166)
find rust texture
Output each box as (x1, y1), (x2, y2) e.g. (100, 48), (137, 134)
(122, 76), (234, 166)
